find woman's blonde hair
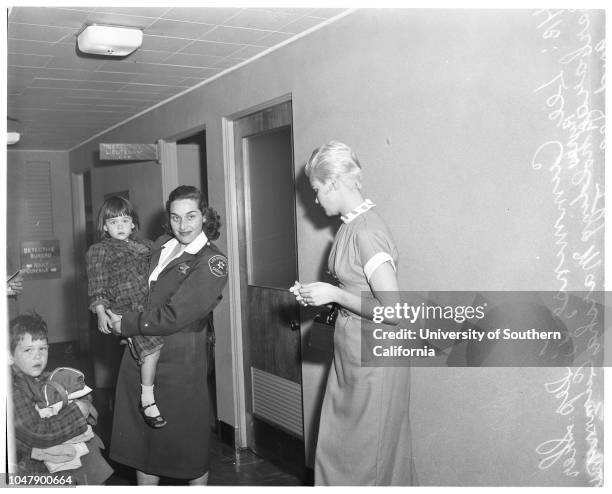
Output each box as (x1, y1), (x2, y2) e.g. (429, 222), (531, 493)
(305, 141), (362, 188)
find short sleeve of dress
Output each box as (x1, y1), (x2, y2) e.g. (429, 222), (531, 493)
(354, 228), (397, 282)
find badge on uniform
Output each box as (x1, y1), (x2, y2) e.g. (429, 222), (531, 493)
(208, 255), (228, 277)
(177, 262), (190, 275)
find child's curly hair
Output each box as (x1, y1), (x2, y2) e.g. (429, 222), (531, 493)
(9, 311), (48, 354)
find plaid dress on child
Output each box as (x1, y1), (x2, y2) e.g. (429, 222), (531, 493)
(86, 237), (163, 361)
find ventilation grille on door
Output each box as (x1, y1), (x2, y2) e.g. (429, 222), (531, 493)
(251, 367), (303, 438)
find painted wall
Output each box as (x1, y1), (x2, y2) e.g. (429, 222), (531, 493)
(6, 150), (76, 343)
(177, 143), (203, 192)
(67, 9), (603, 485)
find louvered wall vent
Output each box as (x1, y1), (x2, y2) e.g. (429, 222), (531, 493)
(251, 367), (303, 438)
(25, 161), (53, 238)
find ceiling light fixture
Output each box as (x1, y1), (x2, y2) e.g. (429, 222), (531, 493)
(7, 132), (21, 145)
(77, 24), (143, 56)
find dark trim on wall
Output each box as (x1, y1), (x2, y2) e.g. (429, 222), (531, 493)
(218, 420), (235, 448)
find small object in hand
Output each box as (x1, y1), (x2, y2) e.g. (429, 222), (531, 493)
(289, 280), (301, 293)
(139, 402), (167, 428)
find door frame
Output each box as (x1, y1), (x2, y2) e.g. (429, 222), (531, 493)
(70, 172), (90, 353)
(222, 94), (293, 448)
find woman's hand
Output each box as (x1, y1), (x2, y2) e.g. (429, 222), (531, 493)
(297, 282), (339, 307)
(105, 308), (123, 336)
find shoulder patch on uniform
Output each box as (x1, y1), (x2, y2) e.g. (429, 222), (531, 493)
(208, 255), (228, 277)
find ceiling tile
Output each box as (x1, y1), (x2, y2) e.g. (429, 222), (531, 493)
(7, 53), (52, 68)
(85, 71), (141, 83)
(257, 8), (316, 16)
(256, 32), (295, 48)
(95, 103), (150, 111)
(207, 57), (248, 70)
(117, 83), (173, 94)
(6, 67), (46, 80)
(29, 67), (92, 81)
(8, 40), (76, 57)
(8, 23), (74, 43)
(162, 52), (227, 68)
(229, 45), (268, 60)
(96, 61), (208, 78)
(222, 9), (300, 31)
(29, 78), (125, 91)
(46, 56), (107, 70)
(280, 16), (333, 34)
(201, 26), (272, 45)
(83, 11), (157, 30)
(308, 8), (349, 19)
(146, 18), (214, 39)
(178, 40), (241, 57)
(9, 7), (92, 29)
(57, 102), (96, 110)
(129, 73), (196, 86)
(162, 8), (242, 25)
(92, 7), (171, 17)
(142, 35), (195, 52)
(127, 50), (175, 64)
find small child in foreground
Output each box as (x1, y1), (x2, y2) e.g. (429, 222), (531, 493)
(9, 312), (112, 484)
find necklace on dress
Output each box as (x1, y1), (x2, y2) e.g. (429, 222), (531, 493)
(340, 199), (375, 223)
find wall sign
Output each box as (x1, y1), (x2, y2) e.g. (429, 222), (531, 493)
(20, 240), (61, 279)
(99, 143), (159, 161)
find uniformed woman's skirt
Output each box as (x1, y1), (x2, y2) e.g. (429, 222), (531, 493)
(109, 329), (210, 479)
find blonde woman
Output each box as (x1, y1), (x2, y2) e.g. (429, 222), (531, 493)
(293, 141), (415, 486)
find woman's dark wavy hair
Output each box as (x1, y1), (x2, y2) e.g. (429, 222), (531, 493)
(10, 311), (48, 354)
(96, 196), (140, 241)
(165, 185), (221, 241)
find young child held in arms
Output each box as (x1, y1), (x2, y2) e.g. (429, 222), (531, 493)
(86, 196), (166, 428)
(9, 312), (112, 484)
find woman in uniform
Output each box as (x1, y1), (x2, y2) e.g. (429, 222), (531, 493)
(107, 185), (228, 485)
(293, 141), (416, 486)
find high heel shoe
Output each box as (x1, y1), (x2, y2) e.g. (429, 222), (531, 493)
(139, 402), (167, 428)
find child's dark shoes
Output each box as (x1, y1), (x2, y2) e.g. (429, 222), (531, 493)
(139, 402), (167, 428)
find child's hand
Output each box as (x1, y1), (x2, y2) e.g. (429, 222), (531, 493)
(96, 311), (113, 334)
(105, 308), (122, 336)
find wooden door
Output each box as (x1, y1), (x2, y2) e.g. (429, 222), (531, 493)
(233, 100), (304, 477)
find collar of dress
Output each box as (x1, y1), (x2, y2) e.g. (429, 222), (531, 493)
(340, 199), (376, 224)
(162, 231), (209, 255)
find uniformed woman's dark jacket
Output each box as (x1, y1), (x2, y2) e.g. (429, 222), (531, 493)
(120, 234), (228, 338)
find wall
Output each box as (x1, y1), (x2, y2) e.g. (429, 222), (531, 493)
(6, 150), (76, 342)
(68, 9), (604, 485)
(177, 143), (203, 192)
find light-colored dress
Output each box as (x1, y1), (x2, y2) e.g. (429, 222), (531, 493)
(314, 202), (416, 486)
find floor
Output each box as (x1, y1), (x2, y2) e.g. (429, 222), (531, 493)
(47, 343), (306, 486)
(103, 427), (306, 486)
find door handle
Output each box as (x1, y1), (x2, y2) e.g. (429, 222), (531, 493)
(290, 320), (300, 331)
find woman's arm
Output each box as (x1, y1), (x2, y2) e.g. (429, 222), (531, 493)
(116, 252), (228, 337)
(297, 261), (401, 325)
